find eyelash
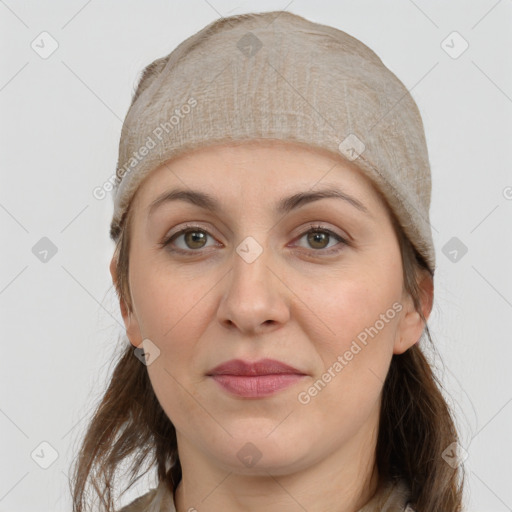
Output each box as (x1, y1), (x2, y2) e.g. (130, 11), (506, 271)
(160, 223), (350, 257)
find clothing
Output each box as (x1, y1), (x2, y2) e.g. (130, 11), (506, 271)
(109, 10), (435, 274)
(118, 478), (416, 512)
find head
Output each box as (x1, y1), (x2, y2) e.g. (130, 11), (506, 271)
(71, 10), (465, 512)
(110, 137), (432, 473)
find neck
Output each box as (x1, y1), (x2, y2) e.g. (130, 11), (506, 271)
(174, 425), (381, 512)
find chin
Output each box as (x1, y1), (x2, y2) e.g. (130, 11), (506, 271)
(215, 447), (312, 477)
(205, 425), (315, 475)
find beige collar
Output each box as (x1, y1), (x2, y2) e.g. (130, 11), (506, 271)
(120, 477), (415, 512)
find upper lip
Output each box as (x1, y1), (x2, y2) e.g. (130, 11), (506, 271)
(207, 358), (305, 376)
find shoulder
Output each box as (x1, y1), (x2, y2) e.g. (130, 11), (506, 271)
(386, 479), (417, 512)
(118, 487), (159, 512)
(118, 481), (175, 512)
(359, 477), (416, 512)
(118, 488), (158, 512)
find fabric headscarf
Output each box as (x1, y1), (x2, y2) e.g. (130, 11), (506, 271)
(109, 10), (436, 274)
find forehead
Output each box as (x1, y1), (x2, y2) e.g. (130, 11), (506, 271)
(130, 139), (388, 218)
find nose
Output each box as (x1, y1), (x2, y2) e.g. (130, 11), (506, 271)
(216, 241), (290, 335)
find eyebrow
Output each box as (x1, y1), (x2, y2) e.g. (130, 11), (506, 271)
(147, 185), (370, 218)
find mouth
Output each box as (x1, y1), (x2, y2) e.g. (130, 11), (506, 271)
(206, 358), (307, 398)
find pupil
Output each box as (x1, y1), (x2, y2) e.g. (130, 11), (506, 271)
(187, 231), (205, 247)
(309, 231), (327, 248)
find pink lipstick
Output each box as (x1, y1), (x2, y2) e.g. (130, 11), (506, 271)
(207, 358), (306, 398)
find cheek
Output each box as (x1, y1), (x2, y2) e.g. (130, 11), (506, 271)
(297, 274), (402, 428)
(129, 258), (217, 371)
(130, 238), (198, 329)
(130, 264), (212, 426)
(306, 262), (402, 367)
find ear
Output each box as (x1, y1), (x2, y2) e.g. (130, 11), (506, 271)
(393, 271), (434, 355)
(109, 255), (143, 348)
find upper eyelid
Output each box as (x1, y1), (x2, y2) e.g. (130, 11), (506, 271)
(165, 223), (221, 242)
(166, 222), (345, 239)
(164, 223), (348, 249)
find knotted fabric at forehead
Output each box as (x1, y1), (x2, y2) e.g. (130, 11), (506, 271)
(110, 10), (435, 273)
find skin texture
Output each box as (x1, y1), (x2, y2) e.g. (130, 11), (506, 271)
(110, 139), (433, 512)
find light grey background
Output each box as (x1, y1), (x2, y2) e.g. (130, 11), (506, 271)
(1, 1), (511, 511)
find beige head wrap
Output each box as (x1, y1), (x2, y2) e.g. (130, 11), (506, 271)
(110, 10), (435, 273)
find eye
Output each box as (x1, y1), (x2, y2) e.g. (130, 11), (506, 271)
(161, 224), (218, 254)
(293, 224), (349, 255)
(160, 223), (349, 256)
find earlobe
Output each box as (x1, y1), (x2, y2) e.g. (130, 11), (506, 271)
(419, 272), (434, 322)
(109, 256), (125, 317)
(394, 272), (434, 355)
(393, 306), (423, 355)
(123, 311), (144, 348)
(109, 255), (142, 348)
(109, 255), (119, 296)
(121, 303), (143, 349)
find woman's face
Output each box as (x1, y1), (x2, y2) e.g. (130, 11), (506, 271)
(113, 139), (427, 476)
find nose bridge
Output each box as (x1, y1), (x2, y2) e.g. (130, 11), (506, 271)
(231, 234), (275, 306)
(217, 233), (290, 332)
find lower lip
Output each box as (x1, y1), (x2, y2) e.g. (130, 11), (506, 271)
(210, 374), (305, 398)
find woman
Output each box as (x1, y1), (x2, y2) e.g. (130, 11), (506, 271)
(71, 10), (465, 512)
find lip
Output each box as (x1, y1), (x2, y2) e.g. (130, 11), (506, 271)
(207, 358), (307, 398)
(208, 358), (304, 376)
